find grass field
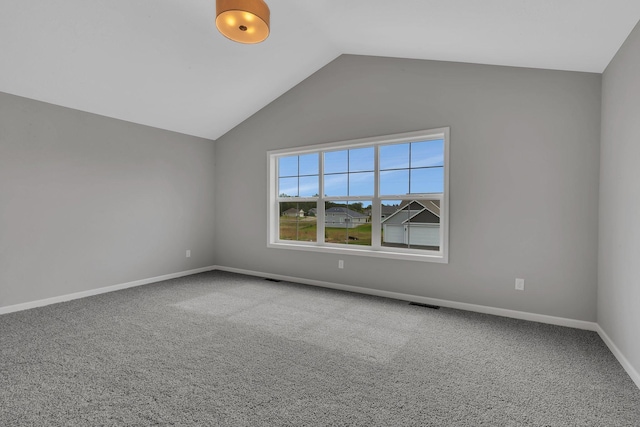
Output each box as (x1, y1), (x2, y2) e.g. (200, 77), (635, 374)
(279, 217), (318, 242)
(279, 218), (438, 250)
(280, 218), (372, 246)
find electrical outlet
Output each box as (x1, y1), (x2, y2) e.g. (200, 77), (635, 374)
(515, 278), (525, 291)
(338, 260), (344, 269)
(186, 250), (191, 258)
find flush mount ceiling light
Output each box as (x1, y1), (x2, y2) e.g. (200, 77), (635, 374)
(216, 0), (270, 44)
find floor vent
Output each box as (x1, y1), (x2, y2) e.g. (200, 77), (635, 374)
(409, 302), (440, 309)
(264, 278), (281, 282)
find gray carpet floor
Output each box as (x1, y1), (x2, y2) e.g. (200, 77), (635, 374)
(1, 271), (639, 426)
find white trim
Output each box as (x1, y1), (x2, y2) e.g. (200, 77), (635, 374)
(0, 266), (216, 315)
(213, 265), (597, 331)
(596, 325), (640, 390)
(267, 128), (450, 156)
(266, 241), (448, 263)
(267, 127), (449, 263)
(440, 127), (450, 263)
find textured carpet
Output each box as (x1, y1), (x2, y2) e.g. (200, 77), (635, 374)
(1, 271), (639, 426)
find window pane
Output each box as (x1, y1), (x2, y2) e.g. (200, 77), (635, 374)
(380, 143), (409, 170)
(349, 172), (374, 196)
(349, 147), (374, 172)
(381, 199), (440, 250)
(279, 202), (317, 242)
(407, 200), (440, 250)
(380, 169), (409, 195)
(410, 167), (444, 194)
(324, 201), (371, 246)
(299, 153), (319, 175)
(278, 156), (298, 177)
(279, 216), (298, 241)
(381, 200), (401, 221)
(324, 150), (348, 174)
(324, 173), (348, 197)
(346, 200), (372, 246)
(325, 201), (347, 230)
(299, 175), (319, 197)
(381, 199), (408, 248)
(279, 177), (298, 197)
(410, 140), (444, 168)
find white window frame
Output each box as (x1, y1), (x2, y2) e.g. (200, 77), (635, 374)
(267, 128), (449, 263)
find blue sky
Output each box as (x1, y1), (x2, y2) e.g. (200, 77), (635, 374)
(279, 140), (444, 197)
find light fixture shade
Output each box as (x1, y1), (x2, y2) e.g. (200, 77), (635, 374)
(216, 0), (270, 44)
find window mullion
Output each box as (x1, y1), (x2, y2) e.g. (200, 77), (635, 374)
(271, 155), (278, 244)
(318, 152), (325, 245)
(371, 145), (381, 249)
(408, 142), (412, 195)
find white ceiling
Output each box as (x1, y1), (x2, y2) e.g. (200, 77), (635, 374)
(1, 0), (639, 140)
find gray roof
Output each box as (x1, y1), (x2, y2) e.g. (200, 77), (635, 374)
(407, 209), (439, 224)
(397, 200), (440, 216)
(381, 205), (399, 215)
(382, 209), (424, 225)
(382, 200), (440, 224)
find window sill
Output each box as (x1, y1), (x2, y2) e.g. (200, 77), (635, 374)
(267, 241), (448, 263)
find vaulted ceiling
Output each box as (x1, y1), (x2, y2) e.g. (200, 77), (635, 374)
(1, 0), (639, 140)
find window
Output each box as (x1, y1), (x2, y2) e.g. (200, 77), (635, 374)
(268, 128), (449, 262)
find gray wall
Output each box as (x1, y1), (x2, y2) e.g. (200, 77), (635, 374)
(215, 55), (602, 321)
(0, 92), (216, 308)
(599, 22), (640, 377)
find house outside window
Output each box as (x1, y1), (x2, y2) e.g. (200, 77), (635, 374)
(268, 128), (449, 262)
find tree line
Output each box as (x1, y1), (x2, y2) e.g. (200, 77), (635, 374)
(279, 199), (372, 216)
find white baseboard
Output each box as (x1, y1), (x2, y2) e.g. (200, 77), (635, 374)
(212, 265), (598, 331)
(596, 325), (640, 390)
(0, 265), (216, 315)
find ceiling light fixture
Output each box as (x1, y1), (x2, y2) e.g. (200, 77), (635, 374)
(216, 0), (270, 44)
